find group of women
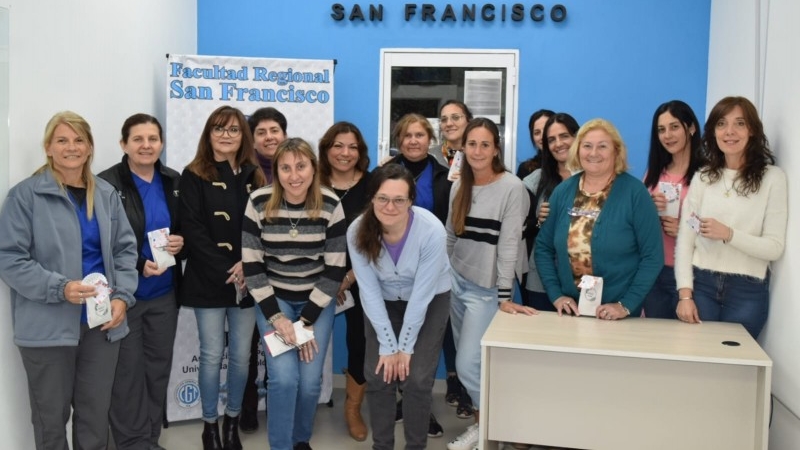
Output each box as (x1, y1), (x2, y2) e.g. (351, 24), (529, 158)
(0, 93), (787, 450)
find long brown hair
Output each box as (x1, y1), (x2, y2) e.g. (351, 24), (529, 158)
(263, 138), (324, 222)
(36, 111), (96, 219)
(355, 164), (416, 264)
(701, 96), (773, 195)
(185, 105), (266, 187)
(451, 118), (506, 235)
(318, 121), (370, 186)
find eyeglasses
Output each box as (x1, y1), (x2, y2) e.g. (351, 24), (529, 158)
(440, 114), (465, 124)
(274, 332), (302, 350)
(373, 196), (410, 207)
(211, 126), (241, 137)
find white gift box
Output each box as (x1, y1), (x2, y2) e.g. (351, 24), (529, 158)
(578, 275), (603, 317)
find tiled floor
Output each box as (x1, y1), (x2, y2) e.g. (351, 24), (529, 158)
(157, 384), (477, 449)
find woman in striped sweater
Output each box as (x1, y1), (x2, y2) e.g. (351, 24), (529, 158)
(242, 138), (347, 450)
(446, 118), (537, 450)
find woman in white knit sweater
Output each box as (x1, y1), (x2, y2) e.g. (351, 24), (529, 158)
(674, 96), (787, 338)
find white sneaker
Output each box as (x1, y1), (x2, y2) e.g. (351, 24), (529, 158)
(447, 423), (480, 450)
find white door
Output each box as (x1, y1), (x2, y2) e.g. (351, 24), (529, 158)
(378, 48), (519, 169)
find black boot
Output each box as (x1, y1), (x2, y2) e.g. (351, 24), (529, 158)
(202, 421), (223, 450)
(222, 414), (243, 450)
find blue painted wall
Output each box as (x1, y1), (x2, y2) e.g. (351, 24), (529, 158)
(198, 0), (711, 377)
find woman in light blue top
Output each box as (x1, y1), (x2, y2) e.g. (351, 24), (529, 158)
(347, 164), (451, 450)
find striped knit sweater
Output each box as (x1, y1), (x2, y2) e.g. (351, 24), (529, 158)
(242, 185), (347, 325)
(446, 172), (530, 300)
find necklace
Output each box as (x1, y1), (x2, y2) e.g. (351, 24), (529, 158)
(282, 198), (301, 238)
(331, 171), (358, 201)
(579, 173), (615, 197)
(472, 173), (499, 203)
(721, 173), (735, 198)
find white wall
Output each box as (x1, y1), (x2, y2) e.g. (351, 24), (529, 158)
(0, 0), (195, 447)
(708, 1), (800, 448)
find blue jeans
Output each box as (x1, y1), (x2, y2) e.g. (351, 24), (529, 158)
(643, 265), (678, 319)
(194, 306), (256, 422)
(692, 267), (770, 339)
(449, 269), (498, 411)
(255, 298), (335, 450)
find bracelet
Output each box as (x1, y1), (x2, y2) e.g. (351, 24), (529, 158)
(267, 312), (285, 325)
(344, 273), (353, 285)
(723, 227), (734, 244)
(617, 302), (630, 317)
(678, 296), (693, 301)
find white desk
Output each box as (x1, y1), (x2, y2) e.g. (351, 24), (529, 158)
(479, 312), (771, 450)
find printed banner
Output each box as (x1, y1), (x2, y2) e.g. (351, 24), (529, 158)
(166, 54), (335, 169)
(164, 54), (334, 422)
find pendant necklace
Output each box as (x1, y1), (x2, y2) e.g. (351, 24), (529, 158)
(721, 173), (735, 198)
(331, 172), (357, 201)
(283, 198), (300, 238)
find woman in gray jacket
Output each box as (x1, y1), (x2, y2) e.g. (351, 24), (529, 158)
(0, 111), (138, 450)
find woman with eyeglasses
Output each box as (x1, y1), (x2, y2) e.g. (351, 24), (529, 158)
(434, 100), (474, 167)
(317, 122), (372, 441)
(433, 100), (476, 418)
(347, 164), (451, 450)
(446, 118), (536, 450)
(179, 105), (266, 450)
(385, 113), (449, 434)
(242, 138), (347, 450)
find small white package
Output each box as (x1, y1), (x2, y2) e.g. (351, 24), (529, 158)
(335, 290), (355, 315)
(83, 273), (113, 328)
(264, 321), (315, 357)
(147, 227), (176, 269)
(657, 182), (681, 217)
(447, 151), (463, 182)
(578, 275), (603, 317)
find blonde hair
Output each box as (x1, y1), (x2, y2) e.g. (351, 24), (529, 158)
(567, 118), (629, 174)
(36, 111), (96, 219)
(264, 138), (324, 221)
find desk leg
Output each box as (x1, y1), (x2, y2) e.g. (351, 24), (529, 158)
(479, 344), (499, 449)
(755, 366), (771, 450)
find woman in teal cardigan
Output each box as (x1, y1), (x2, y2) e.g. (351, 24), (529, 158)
(534, 119), (663, 319)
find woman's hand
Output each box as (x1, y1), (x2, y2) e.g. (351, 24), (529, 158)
(166, 234), (184, 255)
(498, 300), (538, 316)
(699, 217), (731, 242)
(396, 352), (412, 381)
(660, 216), (679, 238)
(100, 299), (128, 330)
(226, 261), (245, 289)
(651, 191), (667, 212)
(676, 297), (702, 324)
(537, 201), (550, 225)
(64, 281), (97, 305)
(554, 296), (577, 316)
(337, 270), (355, 305)
(298, 330), (319, 364)
(143, 260), (168, 278)
(375, 353), (398, 383)
(273, 316), (296, 344)
(595, 302), (629, 320)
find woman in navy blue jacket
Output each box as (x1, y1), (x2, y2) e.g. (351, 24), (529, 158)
(99, 113), (184, 450)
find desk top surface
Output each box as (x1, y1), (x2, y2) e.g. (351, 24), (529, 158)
(482, 311), (771, 367)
